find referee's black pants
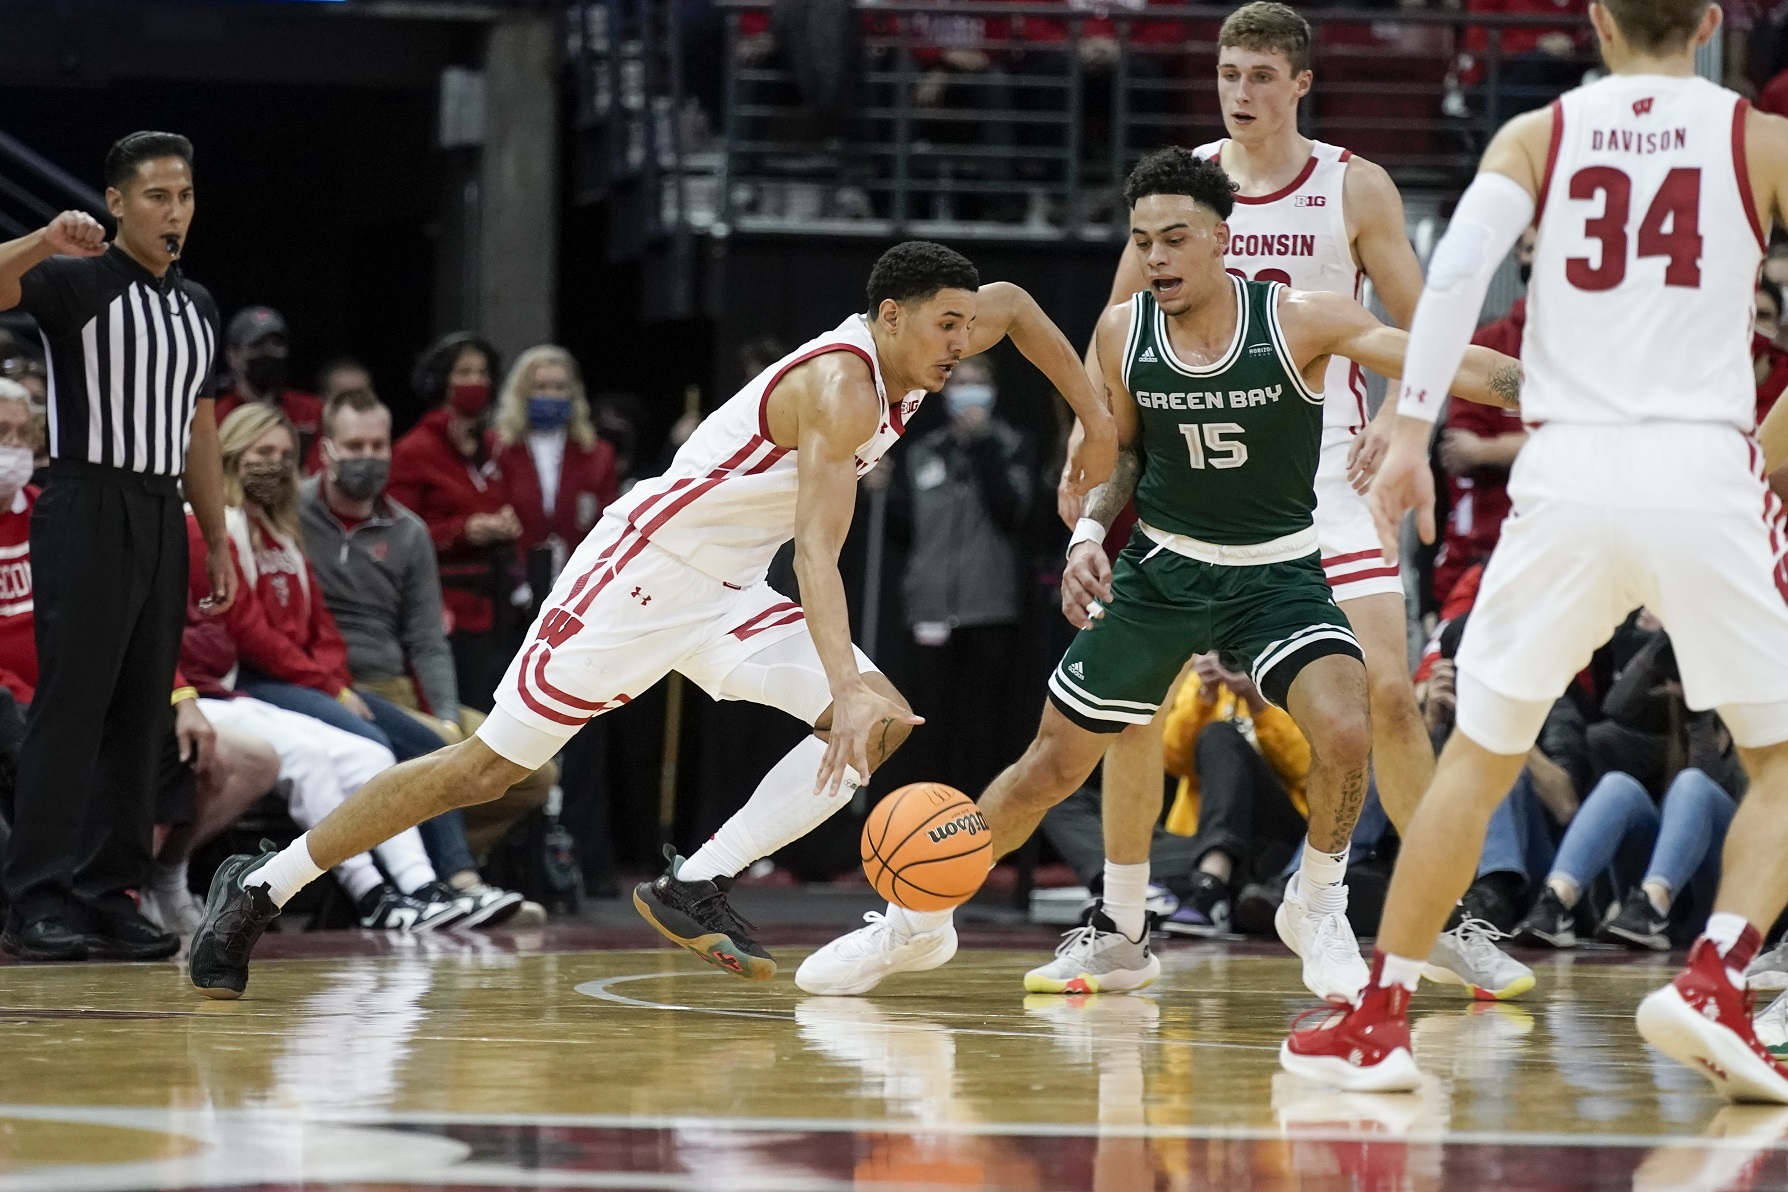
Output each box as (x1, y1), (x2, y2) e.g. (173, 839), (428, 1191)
(2, 462), (187, 927)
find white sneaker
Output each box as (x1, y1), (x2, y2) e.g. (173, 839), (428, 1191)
(153, 881), (207, 937)
(1423, 917), (1535, 1001)
(1274, 874), (1368, 1003)
(1023, 907), (1161, 994)
(795, 911), (957, 996)
(1747, 941), (1788, 990)
(1756, 989), (1788, 1054)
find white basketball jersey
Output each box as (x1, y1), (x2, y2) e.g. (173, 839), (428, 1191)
(1193, 139), (1368, 434)
(604, 315), (924, 586)
(1524, 75), (1764, 430)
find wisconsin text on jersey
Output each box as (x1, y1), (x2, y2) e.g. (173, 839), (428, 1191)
(1228, 233), (1317, 257)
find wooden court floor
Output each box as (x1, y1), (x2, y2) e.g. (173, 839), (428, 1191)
(1, 923), (1786, 1191)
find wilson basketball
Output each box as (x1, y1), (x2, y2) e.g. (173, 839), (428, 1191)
(861, 783), (992, 912)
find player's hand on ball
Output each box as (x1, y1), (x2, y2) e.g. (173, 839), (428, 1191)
(817, 683), (924, 799)
(43, 211), (107, 258)
(1366, 435), (1436, 567)
(1061, 541), (1112, 630)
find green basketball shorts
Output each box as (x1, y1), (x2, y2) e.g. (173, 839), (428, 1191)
(1047, 529), (1364, 734)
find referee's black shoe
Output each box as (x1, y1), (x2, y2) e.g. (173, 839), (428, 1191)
(189, 842), (281, 1000)
(1, 912), (92, 962)
(87, 894), (179, 961)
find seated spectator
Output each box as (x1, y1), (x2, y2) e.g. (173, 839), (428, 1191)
(316, 356), (375, 406)
(0, 382), (281, 940)
(302, 388), (555, 886)
(215, 306), (324, 462)
(207, 404), (527, 921)
(391, 333), (521, 710)
(178, 598), (493, 931)
(1455, 0), (1590, 126)
(1160, 652), (1311, 934)
(491, 345), (619, 588)
(1755, 279), (1788, 422)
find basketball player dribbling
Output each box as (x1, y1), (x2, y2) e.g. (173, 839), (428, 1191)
(795, 149), (1524, 1000)
(186, 242), (1117, 997)
(1282, 0), (1788, 1096)
(1054, 1), (1529, 1005)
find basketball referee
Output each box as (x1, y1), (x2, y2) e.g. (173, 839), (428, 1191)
(0, 132), (237, 961)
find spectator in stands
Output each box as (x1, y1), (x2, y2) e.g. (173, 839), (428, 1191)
(1159, 652), (1311, 935)
(316, 357), (374, 406)
(1756, 279), (1788, 421)
(216, 306), (324, 462)
(390, 333), (520, 711)
(0, 338), (45, 406)
(491, 346), (619, 589)
(203, 402), (527, 925)
(590, 391), (648, 489)
(302, 389), (554, 893)
(1456, 0), (1590, 126)
(891, 356), (1032, 797)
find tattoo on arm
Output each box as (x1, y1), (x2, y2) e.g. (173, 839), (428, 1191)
(1488, 362), (1523, 410)
(1082, 446), (1141, 530)
(874, 717), (895, 764)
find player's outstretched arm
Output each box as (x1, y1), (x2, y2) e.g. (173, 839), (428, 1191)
(1061, 246), (1152, 525)
(788, 356), (924, 796)
(1060, 305), (1146, 630)
(969, 280), (1117, 494)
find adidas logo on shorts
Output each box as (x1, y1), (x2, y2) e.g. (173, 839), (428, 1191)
(1068, 661), (1085, 679)
(1137, 346), (1158, 363)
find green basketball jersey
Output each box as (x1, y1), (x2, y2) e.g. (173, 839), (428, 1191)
(1124, 277), (1324, 546)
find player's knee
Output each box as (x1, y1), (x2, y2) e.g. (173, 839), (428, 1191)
(1304, 701), (1373, 772)
(438, 738), (533, 810)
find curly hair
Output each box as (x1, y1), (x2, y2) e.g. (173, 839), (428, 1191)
(1123, 147), (1238, 220)
(867, 241), (980, 310)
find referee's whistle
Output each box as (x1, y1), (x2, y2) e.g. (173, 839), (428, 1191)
(162, 235), (181, 258)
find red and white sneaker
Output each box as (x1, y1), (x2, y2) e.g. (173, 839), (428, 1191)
(1637, 938), (1788, 1104)
(1280, 970), (1422, 1093)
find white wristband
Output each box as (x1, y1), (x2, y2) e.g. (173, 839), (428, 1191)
(1068, 517), (1108, 553)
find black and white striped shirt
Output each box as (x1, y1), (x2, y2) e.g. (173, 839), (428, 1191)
(17, 246), (218, 477)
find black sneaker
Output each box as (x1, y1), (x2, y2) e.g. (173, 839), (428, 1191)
(87, 895), (179, 961)
(1595, 886), (1671, 951)
(1162, 871), (1232, 937)
(633, 849), (775, 980)
(355, 883), (470, 932)
(1, 912), (93, 962)
(1513, 886), (1577, 949)
(189, 842), (282, 1000)
(1233, 874), (1287, 937)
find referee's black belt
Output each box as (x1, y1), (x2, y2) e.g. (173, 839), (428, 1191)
(47, 458), (183, 496)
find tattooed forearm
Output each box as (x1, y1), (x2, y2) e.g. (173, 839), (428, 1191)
(1487, 362), (1523, 410)
(1081, 445), (1141, 530)
(873, 717), (896, 766)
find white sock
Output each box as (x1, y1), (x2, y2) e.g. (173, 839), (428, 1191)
(1705, 912), (1750, 958)
(1377, 952), (1424, 992)
(244, 833), (325, 909)
(680, 737), (855, 882)
(153, 858), (189, 898)
(1298, 841), (1349, 916)
(887, 903), (954, 935)
(1101, 860), (1150, 941)
(370, 827), (438, 896)
(334, 853), (387, 903)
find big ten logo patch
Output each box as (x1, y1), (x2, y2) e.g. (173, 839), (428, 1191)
(925, 808), (989, 846)
(1294, 195), (1326, 207)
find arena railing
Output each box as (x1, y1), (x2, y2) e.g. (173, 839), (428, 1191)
(655, 1), (1596, 243)
(0, 131), (108, 241)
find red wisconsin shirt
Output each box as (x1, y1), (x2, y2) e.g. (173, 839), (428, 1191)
(1434, 300), (1528, 605)
(215, 389), (325, 459)
(0, 487), (38, 702)
(495, 434), (620, 559)
(185, 512), (354, 696)
(389, 407), (512, 634)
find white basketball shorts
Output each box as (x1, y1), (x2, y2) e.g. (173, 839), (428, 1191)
(1455, 422), (1788, 754)
(478, 516), (878, 770)
(1315, 429), (1405, 604)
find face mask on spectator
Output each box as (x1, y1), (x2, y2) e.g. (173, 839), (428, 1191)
(448, 381), (491, 417)
(0, 446), (33, 497)
(945, 383), (994, 416)
(528, 394), (573, 432)
(332, 456), (389, 502)
(243, 353), (287, 395)
(240, 459), (294, 507)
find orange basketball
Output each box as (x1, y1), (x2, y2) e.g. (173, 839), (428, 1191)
(861, 783), (992, 912)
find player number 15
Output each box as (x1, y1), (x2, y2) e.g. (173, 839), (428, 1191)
(1179, 422), (1249, 469)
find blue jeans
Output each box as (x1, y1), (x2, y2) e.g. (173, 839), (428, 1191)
(1478, 771), (1557, 884)
(236, 675), (478, 878)
(1548, 768), (1734, 908)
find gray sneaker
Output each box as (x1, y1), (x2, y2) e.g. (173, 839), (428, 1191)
(1747, 941), (1788, 991)
(1424, 917), (1536, 1001)
(1023, 906), (1160, 995)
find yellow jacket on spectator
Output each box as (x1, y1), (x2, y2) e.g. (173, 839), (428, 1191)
(1161, 682), (1311, 836)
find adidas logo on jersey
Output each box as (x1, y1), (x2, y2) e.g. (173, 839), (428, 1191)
(1068, 661), (1086, 679)
(1137, 346), (1159, 363)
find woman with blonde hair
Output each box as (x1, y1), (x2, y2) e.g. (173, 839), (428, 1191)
(492, 344), (618, 585)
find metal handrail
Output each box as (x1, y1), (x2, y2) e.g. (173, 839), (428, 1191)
(0, 129), (109, 241)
